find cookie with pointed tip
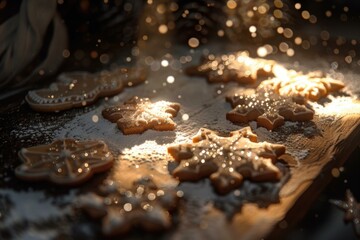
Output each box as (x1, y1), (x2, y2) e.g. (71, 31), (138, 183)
(168, 127), (285, 195)
(102, 96), (180, 135)
(186, 51), (286, 84)
(26, 67), (147, 112)
(226, 89), (314, 130)
(77, 177), (182, 236)
(330, 190), (360, 237)
(15, 139), (114, 185)
(258, 70), (345, 102)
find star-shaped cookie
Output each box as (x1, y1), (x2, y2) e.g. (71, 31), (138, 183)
(15, 139), (114, 185)
(77, 177), (182, 236)
(102, 96), (180, 135)
(330, 190), (360, 237)
(186, 51), (285, 84)
(258, 70), (345, 103)
(26, 67), (147, 112)
(168, 127), (285, 194)
(226, 89), (314, 130)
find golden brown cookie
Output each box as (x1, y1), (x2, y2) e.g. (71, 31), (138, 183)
(15, 139), (114, 185)
(168, 127), (285, 195)
(226, 89), (314, 130)
(186, 51), (285, 84)
(330, 190), (360, 237)
(258, 70), (345, 102)
(77, 177), (182, 236)
(102, 96), (180, 135)
(26, 67), (147, 112)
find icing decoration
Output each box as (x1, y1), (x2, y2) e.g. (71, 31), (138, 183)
(226, 89), (314, 130)
(26, 67), (147, 112)
(258, 70), (345, 103)
(186, 51), (286, 84)
(15, 139), (113, 185)
(102, 96), (180, 135)
(168, 127), (285, 194)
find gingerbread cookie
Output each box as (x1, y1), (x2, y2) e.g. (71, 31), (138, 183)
(102, 96), (180, 135)
(226, 89), (314, 130)
(15, 139), (113, 185)
(168, 127), (285, 195)
(258, 70), (345, 102)
(330, 190), (360, 237)
(186, 51), (285, 84)
(77, 177), (182, 236)
(26, 67), (147, 112)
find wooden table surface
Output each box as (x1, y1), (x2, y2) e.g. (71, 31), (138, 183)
(1, 45), (360, 240)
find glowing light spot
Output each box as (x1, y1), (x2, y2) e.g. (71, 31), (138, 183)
(92, 115), (99, 123)
(273, 9), (283, 19)
(77, 168), (83, 173)
(188, 37), (200, 48)
(274, 0), (283, 8)
(279, 42), (289, 52)
(257, 47), (268, 57)
(226, 20), (233, 27)
(156, 4), (166, 14)
(331, 168), (340, 178)
(182, 114), (189, 121)
(249, 26), (257, 33)
(258, 5), (267, 14)
(345, 56), (352, 64)
(124, 203), (132, 212)
(283, 28), (293, 38)
(158, 24), (168, 34)
(301, 10), (310, 20)
(294, 3), (301, 10)
(161, 60), (169, 67)
(227, 0), (237, 9)
(177, 190), (184, 197)
(148, 193), (156, 201)
(166, 76), (175, 84)
(247, 10), (254, 17)
(294, 37), (302, 45)
(286, 48), (295, 57)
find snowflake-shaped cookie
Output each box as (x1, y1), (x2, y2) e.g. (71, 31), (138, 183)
(15, 139), (114, 185)
(330, 190), (360, 237)
(26, 67), (147, 112)
(77, 177), (182, 236)
(258, 70), (344, 102)
(168, 127), (285, 194)
(186, 51), (285, 84)
(226, 89), (314, 130)
(102, 96), (180, 135)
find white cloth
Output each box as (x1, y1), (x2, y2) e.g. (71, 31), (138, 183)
(0, 0), (68, 90)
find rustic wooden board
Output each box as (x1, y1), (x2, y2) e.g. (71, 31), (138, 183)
(1, 46), (360, 239)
